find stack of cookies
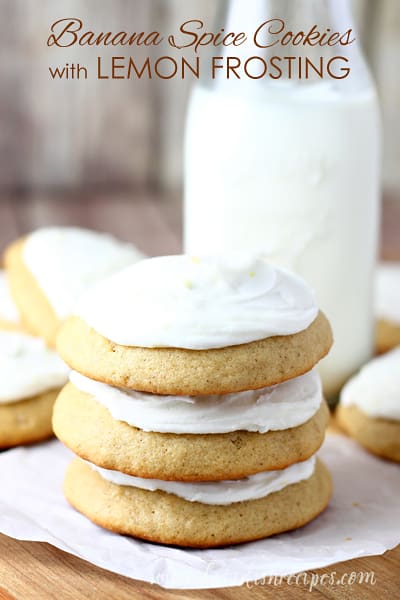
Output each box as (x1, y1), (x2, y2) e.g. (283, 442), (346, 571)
(54, 255), (333, 548)
(0, 269), (69, 448)
(1, 226), (143, 447)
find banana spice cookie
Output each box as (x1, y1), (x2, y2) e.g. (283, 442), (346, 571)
(4, 227), (144, 347)
(54, 254), (333, 547)
(57, 255), (332, 395)
(53, 371), (330, 480)
(337, 347), (400, 462)
(65, 458), (332, 548)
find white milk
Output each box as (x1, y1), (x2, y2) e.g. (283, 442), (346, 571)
(184, 83), (380, 397)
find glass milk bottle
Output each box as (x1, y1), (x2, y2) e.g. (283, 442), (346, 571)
(183, 0), (381, 398)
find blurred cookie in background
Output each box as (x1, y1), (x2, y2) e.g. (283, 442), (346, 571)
(337, 348), (400, 463)
(4, 227), (144, 347)
(375, 262), (400, 354)
(0, 270), (23, 332)
(0, 330), (69, 448)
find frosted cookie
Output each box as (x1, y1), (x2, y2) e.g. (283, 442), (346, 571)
(64, 457), (332, 548)
(337, 348), (400, 462)
(0, 270), (22, 331)
(375, 262), (400, 353)
(53, 371), (329, 480)
(0, 330), (69, 447)
(4, 227), (144, 346)
(57, 255), (333, 394)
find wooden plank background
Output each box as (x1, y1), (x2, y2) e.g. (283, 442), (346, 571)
(0, 0), (399, 198)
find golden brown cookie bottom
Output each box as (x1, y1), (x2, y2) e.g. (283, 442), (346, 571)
(336, 404), (400, 463)
(376, 319), (400, 354)
(53, 383), (329, 480)
(64, 458), (332, 548)
(56, 311), (333, 395)
(0, 388), (59, 448)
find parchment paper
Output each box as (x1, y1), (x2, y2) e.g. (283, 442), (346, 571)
(0, 433), (399, 589)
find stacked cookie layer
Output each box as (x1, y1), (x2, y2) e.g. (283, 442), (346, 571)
(54, 255), (333, 548)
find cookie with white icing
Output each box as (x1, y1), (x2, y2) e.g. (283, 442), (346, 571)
(64, 457), (332, 548)
(4, 228), (144, 346)
(53, 378), (329, 480)
(337, 348), (400, 462)
(57, 255), (333, 394)
(0, 330), (69, 447)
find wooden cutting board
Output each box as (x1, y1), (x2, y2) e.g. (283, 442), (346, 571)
(0, 532), (398, 600)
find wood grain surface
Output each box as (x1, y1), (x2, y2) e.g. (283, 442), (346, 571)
(0, 194), (399, 599)
(0, 533), (398, 600)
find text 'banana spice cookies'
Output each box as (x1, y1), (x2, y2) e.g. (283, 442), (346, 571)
(54, 255), (333, 548)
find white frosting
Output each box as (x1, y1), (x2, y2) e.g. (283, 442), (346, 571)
(376, 262), (400, 325)
(87, 455), (316, 505)
(75, 254), (318, 349)
(0, 271), (19, 323)
(340, 347), (400, 421)
(0, 331), (69, 403)
(70, 368), (322, 434)
(23, 227), (145, 320)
